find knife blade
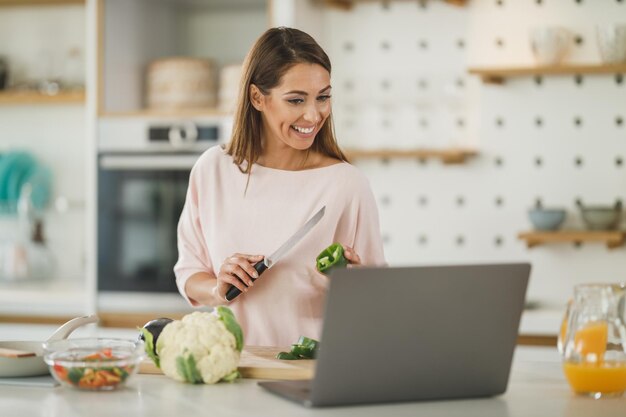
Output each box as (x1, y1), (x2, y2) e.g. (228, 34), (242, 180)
(225, 206), (326, 301)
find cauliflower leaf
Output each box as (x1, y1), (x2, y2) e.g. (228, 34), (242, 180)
(221, 370), (240, 383)
(176, 353), (203, 384)
(216, 306), (243, 352)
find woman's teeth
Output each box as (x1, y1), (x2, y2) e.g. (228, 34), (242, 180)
(291, 125), (314, 134)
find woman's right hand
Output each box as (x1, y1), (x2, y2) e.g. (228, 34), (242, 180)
(216, 253), (264, 300)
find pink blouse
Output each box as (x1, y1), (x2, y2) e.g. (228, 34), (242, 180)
(174, 146), (386, 346)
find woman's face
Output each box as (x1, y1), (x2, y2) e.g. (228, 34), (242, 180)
(251, 63), (331, 151)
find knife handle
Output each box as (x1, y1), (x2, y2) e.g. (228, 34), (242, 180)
(225, 260), (267, 301)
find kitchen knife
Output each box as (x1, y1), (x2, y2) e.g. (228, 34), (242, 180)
(225, 206), (326, 301)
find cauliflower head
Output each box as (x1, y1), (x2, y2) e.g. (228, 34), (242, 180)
(157, 308), (243, 384)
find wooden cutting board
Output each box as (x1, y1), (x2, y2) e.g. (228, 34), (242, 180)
(139, 346), (315, 380)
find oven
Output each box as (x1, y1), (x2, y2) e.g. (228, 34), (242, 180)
(97, 117), (230, 301)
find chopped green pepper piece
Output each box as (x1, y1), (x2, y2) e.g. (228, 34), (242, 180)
(276, 351), (299, 360)
(315, 243), (348, 275)
(290, 344), (311, 358)
(294, 346), (317, 359)
(297, 336), (317, 347)
(67, 368), (84, 384)
(276, 336), (321, 360)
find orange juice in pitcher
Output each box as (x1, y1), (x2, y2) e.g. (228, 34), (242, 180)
(560, 284), (626, 398)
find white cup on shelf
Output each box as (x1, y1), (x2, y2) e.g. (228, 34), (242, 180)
(529, 26), (573, 66)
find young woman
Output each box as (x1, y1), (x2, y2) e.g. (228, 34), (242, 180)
(174, 27), (385, 346)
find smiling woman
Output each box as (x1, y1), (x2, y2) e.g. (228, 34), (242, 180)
(227, 27), (346, 171)
(250, 63), (332, 155)
(173, 27), (386, 346)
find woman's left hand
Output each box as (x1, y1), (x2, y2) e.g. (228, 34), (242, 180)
(342, 245), (361, 266)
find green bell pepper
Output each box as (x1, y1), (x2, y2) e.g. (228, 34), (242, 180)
(276, 336), (321, 360)
(315, 243), (348, 275)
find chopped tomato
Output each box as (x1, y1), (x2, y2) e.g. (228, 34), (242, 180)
(57, 349), (130, 389)
(53, 364), (68, 381)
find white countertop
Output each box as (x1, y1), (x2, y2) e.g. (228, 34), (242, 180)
(0, 325), (621, 416)
(0, 344), (622, 417)
(0, 281), (194, 317)
(518, 308), (562, 336)
(0, 279), (89, 317)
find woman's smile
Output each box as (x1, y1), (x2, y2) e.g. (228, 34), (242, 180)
(290, 123), (318, 139)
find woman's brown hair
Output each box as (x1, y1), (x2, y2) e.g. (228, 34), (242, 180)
(225, 27), (347, 174)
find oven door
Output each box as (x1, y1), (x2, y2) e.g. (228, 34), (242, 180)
(97, 154), (199, 293)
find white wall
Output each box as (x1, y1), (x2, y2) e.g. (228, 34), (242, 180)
(316, 0), (626, 308)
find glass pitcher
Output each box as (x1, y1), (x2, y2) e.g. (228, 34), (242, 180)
(558, 283), (626, 398)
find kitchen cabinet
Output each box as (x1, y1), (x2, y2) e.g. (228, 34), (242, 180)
(98, 0), (268, 117)
(93, 0), (273, 312)
(468, 63), (626, 84)
(0, 1), (86, 104)
(0, 1), (88, 296)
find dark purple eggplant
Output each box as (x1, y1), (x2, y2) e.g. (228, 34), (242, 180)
(138, 317), (173, 367)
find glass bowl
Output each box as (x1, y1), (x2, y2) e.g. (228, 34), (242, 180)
(43, 338), (144, 390)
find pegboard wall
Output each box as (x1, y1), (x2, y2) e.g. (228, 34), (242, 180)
(314, 0), (626, 308)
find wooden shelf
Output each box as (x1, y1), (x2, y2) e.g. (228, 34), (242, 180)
(468, 63), (626, 84)
(0, 89), (85, 105)
(321, 0), (466, 10)
(100, 107), (232, 118)
(344, 148), (477, 164)
(0, 0), (83, 5)
(518, 230), (626, 249)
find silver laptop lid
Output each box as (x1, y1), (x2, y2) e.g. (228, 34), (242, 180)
(310, 263), (530, 407)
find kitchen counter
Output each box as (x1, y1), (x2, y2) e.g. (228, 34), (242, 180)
(519, 308), (562, 336)
(0, 279), (88, 317)
(0, 339), (623, 417)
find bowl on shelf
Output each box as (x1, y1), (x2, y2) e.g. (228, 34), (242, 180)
(528, 207), (567, 231)
(577, 200), (622, 230)
(529, 26), (573, 65)
(596, 23), (626, 64)
(43, 338), (144, 390)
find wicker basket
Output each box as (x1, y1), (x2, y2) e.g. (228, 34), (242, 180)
(218, 64), (243, 113)
(146, 57), (216, 109)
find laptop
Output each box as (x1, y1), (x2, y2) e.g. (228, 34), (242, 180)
(259, 263), (530, 407)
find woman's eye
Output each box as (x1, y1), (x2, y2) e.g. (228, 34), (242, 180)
(287, 98), (304, 105)
(318, 95), (332, 102)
